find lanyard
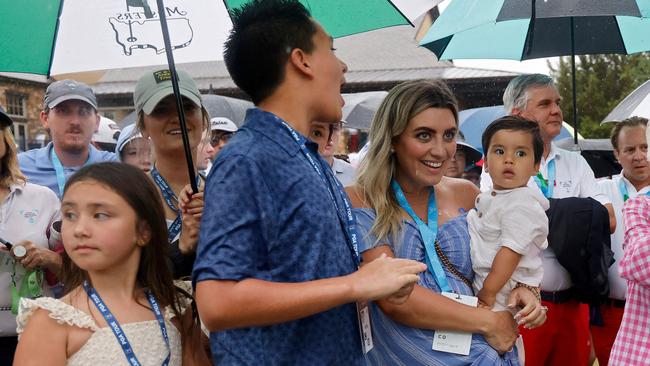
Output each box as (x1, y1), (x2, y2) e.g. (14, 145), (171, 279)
(619, 178), (631, 202)
(275, 117), (360, 266)
(619, 178), (650, 201)
(83, 281), (170, 366)
(151, 166), (200, 243)
(391, 180), (451, 293)
(50, 149), (69, 198)
(534, 159), (556, 198)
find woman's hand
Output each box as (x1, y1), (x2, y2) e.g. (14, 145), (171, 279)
(12, 241), (62, 275)
(179, 184), (204, 218)
(507, 286), (547, 329)
(178, 184), (205, 254)
(483, 310), (518, 354)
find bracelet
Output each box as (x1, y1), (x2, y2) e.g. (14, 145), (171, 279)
(514, 282), (541, 303)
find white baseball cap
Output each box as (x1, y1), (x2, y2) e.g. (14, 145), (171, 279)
(210, 117), (238, 132)
(93, 117), (121, 144)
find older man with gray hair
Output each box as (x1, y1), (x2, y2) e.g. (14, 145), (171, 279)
(480, 73), (615, 366)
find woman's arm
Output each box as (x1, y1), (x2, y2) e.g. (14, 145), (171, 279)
(178, 184), (204, 254)
(363, 246), (517, 354)
(13, 309), (68, 365)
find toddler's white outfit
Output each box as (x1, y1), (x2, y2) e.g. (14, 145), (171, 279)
(468, 186), (549, 311)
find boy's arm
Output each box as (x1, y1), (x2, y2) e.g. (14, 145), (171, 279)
(195, 255), (426, 332)
(477, 247), (522, 307)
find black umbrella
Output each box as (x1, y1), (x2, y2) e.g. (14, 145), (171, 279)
(422, 0), (650, 145)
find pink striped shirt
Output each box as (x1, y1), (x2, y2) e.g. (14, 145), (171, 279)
(610, 195), (650, 366)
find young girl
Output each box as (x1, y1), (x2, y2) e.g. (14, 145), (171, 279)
(14, 162), (208, 365)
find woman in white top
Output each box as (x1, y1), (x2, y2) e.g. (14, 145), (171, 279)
(0, 110), (61, 365)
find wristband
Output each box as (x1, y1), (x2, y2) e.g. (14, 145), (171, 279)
(514, 282), (541, 303)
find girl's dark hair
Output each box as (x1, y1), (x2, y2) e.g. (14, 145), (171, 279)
(482, 115), (544, 164)
(60, 162), (205, 360)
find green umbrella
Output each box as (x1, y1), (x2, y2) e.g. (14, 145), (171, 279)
(0, 0), (434, 191)
(420, 0), (650, 144)
(224, 0), (436, 38)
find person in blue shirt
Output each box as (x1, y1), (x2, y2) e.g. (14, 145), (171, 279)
(192, 1), (427, 365)
(18, 80), (116, 197)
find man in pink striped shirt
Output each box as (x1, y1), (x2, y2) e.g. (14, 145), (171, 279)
(609, 124), (650, 366)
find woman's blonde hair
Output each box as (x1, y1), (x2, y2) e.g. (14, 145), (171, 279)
(0, 127), (26, 187)
(356, 80), (458, 243)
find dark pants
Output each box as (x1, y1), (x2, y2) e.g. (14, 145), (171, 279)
(0, 336), (17, 366)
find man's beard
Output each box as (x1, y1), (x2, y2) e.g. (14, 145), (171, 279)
(60, 141), (87, 154)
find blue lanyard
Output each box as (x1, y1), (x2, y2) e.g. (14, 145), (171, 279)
(83, 281), (170, 366)
(534, 159), (556, 198)
(619, 177), (650, 201)
(50, 149), (69, 198)
(391, 180), (451, 293)
(276, 117), (360, 266)
(151, 167), (200, 243)
(619, 178), (631, 202)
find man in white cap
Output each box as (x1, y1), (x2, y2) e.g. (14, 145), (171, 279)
(209, 116), (238, 157)
(195, 117), (238, 177)
(18, 79), (117, 197)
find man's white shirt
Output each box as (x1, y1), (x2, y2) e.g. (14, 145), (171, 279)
(598, 172), (648, 300)
(480, 143), (611, 291)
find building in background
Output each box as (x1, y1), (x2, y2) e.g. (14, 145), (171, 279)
(0, 73), (48, 151)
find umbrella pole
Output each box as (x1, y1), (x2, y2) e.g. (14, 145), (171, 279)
(570, 17), (578, 146)
(154, 0), (199, 194)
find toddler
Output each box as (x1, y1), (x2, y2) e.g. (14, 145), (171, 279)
(468, 116), (548, 311)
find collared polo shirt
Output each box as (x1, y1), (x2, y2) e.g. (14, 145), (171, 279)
(480, 143), (610, 292)
(598, 172), (648, 300)
(0, 182), (60, 335)
(18, 142), (117, 197)
(193, 108), (362, 366)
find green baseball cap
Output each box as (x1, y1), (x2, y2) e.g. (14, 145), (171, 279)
(134, 69), (202, 115)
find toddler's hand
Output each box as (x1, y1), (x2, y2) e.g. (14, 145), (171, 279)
(477, 288), (496, 308)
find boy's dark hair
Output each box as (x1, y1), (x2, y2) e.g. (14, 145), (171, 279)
(610, 116), (648, 150)
(224, 0), (317, 104)
(482, 115), (544, 164)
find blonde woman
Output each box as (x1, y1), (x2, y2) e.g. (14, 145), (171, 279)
(0, 107), (61, 364)
(134, 70), (208, 279)
(346, 80), (546, 365)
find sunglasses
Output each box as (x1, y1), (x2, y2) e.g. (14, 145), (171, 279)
(210, 132), (233, 147)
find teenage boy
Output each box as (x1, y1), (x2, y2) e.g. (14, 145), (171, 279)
(193, 1), (426, 365)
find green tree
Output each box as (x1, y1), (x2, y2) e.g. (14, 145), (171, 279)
(549, 54), (650, 138)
